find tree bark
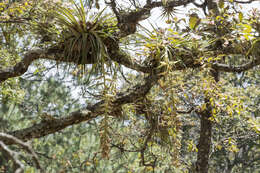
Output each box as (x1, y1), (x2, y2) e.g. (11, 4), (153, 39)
(196, 98), (212, 173)
(3, 73), (159, 145)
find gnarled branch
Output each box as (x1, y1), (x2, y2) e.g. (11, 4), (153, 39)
(0, 47), (151, 83)
(6, 73), (160, 144)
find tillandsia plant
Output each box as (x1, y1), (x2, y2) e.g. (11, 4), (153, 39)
(160, 1), (176, 24)
(141, 26), (193, 74)
(55, 0), (117, 68)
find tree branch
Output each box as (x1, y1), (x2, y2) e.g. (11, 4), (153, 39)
(0, 48), (62, 83)
(5, 73), (160, 144)
(0, 141), (24, 173)
(0, 133), (42, 172)
(212, 57), (260, 72)
(110, 50), (152, 73)
(0, 17), (31, 24)
(0, 47), (151, 83)
(147, 0), (193, 8)
(1, 45), (259, 83)
(233, 0), (258, 4)
(106, 0), (194, 37)
(176, 107), (194, 114)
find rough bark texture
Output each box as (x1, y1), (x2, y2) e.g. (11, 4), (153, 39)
(4, 73), (159, 144)
(0, 1), (260, 171)
(196, 65), (220, 172)
(195, 97), (213, 173)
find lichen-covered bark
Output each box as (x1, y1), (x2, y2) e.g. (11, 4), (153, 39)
(4, 73), (159, 145)
(196, 98), (212, 173)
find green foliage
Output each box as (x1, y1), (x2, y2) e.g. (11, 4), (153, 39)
(189, 13), (201, 30)
(0, 1), (260, 173)
(0, 78), (25, 104)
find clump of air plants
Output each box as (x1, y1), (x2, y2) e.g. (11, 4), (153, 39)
(55, 0), (117, 68)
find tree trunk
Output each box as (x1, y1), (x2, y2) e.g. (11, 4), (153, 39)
(195, 67), (219, 172)
(195, 98), (212, 173)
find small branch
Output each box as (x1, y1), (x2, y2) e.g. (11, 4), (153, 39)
(0, 133), (42, 172)
(0, 20), (29, 24)
(0, 141), (24, 173)
(0, 17), (31, 24)
(176, 107), (194, 114)
(212, 57), (260, 73)
(233, 0), (257, 4)
(111, 143), (140, 153)
(105, 0), (120, 21)
(106, 0), (194, 37)
(140, 124), (157, 168)
(35, 151), (53, 159)
(110, 116), (158, 168)
(119, 68), (132, 84)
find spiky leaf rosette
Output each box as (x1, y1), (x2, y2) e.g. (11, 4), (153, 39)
(160, 1), (176, 24)
(55, 0), (114, 67)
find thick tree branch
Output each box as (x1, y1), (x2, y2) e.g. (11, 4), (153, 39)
(1, 45), (259, 83)
(109, 50), (152, 73)
(0, 48), (62, 83)
(0, 47), (151, 83)
(195, 98), (213, 173)
(147, 0), (193, 8)
(5, 73), (160, 144)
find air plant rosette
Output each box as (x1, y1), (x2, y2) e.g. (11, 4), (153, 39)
(55, 0), (117, 69)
